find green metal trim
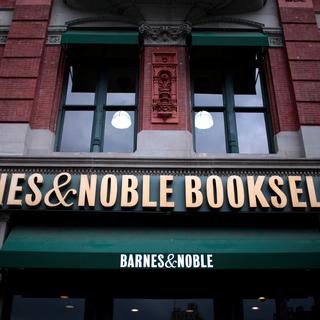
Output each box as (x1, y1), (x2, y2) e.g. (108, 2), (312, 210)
(192, 32), (269, 47)
(0, 227), (320, 269)
(61, 31), (139, 45)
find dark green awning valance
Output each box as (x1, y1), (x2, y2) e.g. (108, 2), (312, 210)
(192, 32), (269, 47)
(0, 227), (319, 270)
(61, 31), (139, 45)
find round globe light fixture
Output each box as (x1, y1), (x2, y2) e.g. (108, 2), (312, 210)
(195, 111), (214, 129)
(111, 111), (132, 129)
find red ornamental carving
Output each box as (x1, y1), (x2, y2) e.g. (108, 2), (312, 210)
(151, 52), (178, 123)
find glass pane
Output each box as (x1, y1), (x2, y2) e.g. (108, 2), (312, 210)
(236, 113), (269, 154)
(194, 112), (226, 153)
(194, 94), (223, 107)
(65, 64), (98, 105)
(193, 68), (223, 107)
(243, 299), (276, 320)
(104, 111), (134, 152)
(106, 67), (136, 106)
(287, 297), (315, 318)
(234, 68), (264, 107)
(113, 299), (214, 320)
(10, 295), (85, 320)
(60, 111), (93, 152)
(107, 93), (136, 106)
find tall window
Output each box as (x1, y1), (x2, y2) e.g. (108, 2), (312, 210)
(56, 45), (138, 153)
(191, 47), (272, 154)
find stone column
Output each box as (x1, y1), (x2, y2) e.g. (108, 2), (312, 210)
(136, 24), (193, 157)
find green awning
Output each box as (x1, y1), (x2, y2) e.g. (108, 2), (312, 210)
(0, 227), (319, 269)
(61, 31), (139, 45)
(192, 32), (269, 47)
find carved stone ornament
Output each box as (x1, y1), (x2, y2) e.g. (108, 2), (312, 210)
(151, 51), (178, 123)
(139, 24), (192, 45)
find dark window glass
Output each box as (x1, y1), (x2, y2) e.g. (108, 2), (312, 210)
(191, 47), (271, 154)
(234, 67), (263, 107)
(106, 67), (136, 106)
(65, 64), (98, 105)
(60, 110), (94, 152)
(57, 45), (138, 153)
(243, 299), (276, 320)
(10, 296), (85, 320)
(193, 69), (223, 107)
(113, 299), (214, 320)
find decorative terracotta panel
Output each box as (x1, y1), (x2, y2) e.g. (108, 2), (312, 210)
(151, 52), (178, 123)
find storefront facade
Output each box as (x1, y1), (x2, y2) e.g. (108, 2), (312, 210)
(0, 0), (320, 319)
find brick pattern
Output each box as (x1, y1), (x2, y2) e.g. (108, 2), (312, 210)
(313, 0), (320, 11)
(0, 0), (15, 9)
(265, 48), (300, 133)
(277, 0), (320, 125)
(30, 46), (64, 130)
(0, 0), (52, 124)
(138, 46), (191, 132)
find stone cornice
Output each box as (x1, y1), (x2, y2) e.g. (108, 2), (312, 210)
(0, 156), (319, 176)
(139, 24), (192, 45)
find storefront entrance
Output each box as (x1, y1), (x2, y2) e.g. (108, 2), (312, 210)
(2, 269), (320, 320)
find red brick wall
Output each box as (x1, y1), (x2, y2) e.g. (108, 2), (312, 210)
(313, 0), (320, 11)
(138, 46), (191, 132)
(277, 0), (320, 126)
(0, 0), (15, 9)
(0, 0), (53, 125)
(265, 48), (300, 134)
(30, 45), (65, 130)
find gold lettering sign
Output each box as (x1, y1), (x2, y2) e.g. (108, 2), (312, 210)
(100, 175), (117, 207)
(7, 173), (25, 207)
(25, 173), (43, 207)
(227, 176), (244, 209)
(142, 175), (157, 208)
(185, 176), (203, 208)
(0, 173), (318, 212)
(159, 175), (175, 208)
(206, 176), (223, 208)
(268, 176), (287, 208)
(121, 175), (139, 207)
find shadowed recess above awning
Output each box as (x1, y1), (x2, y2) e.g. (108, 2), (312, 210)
(0, 226), (319, 270)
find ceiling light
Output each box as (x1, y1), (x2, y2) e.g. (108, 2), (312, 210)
(131, 308), (139, 312)
(258, 296), (267, 302)
(60, 295), (69, 299)
(195, 111), (214, 129)
(65, 305), (75, 309)
(111, 111), (132, 129)
(186, 309), (194, 313)
(251, 306), (260, 310)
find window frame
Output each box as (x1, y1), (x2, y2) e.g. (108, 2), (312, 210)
(191, 49), (274, 154)
(56, 57), (139, 153)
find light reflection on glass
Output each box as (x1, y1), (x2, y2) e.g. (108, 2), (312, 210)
(60, 111), (93, 152)
(194, 112), (226, 153)
(104, 111), (134, 153)
(236, 113), (268, 154)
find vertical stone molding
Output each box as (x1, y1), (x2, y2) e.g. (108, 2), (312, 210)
(151, 51), (178, 123)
